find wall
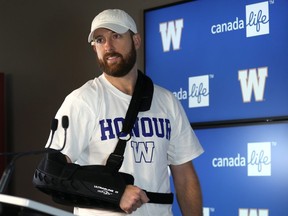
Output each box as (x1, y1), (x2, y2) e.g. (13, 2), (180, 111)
(0, 0), (183, 211)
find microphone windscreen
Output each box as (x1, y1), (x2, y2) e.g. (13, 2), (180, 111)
(62, 116), (69, 129)
(51, 119), (58, 132)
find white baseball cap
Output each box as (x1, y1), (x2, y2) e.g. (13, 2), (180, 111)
(88, 9), (138, 43)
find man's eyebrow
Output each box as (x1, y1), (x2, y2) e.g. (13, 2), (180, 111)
(93, 34), (102, 39)
(93, 30), (117, 39)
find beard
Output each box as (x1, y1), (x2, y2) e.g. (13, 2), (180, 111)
(97, 42), (137, 77)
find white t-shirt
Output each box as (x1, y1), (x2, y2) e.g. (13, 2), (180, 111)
(48, 74), (204, 216)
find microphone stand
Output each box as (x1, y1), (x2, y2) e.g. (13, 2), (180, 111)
(0, 148), (57, 193)
(0, 116), (68, 193)
(0, 157), (15, 193)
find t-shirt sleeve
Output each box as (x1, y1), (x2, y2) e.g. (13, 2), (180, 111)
(167, 96), (204, 165)
(46, 93), (96, 162)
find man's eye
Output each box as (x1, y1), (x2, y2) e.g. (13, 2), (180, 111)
(112, 34), (121, 39)
(95, 38), (104, 44)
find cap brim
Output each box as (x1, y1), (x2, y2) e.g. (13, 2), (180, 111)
(88, 23), (129, 43)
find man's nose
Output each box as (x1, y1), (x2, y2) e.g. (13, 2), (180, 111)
(104, 38), (115, 52)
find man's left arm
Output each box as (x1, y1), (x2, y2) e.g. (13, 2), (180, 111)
(170, 161), (203, 216)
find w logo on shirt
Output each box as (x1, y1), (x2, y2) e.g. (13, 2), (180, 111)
(159, 19), (183, 52)
(131, 141), (155, 163)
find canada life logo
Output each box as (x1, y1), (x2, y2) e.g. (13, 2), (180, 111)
(210, 1), (270, 38)
(212, 142), (272, 177)
(189, 75), (209, 108)
(247, 142), (271, 176)
(246, 1), (270, 37)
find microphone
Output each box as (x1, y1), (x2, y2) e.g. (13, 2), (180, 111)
(46, 118), (58, 149)
(62, 115), (69, 129)
(0, 115), (69, 193)
(57, 115), (69, 152)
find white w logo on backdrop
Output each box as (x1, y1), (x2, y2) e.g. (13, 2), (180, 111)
(239, 208), (269, 216)
(238, 67), (268, 102)
(159, 19), (183, 52)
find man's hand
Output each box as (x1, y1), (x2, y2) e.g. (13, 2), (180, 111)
(119, 185), (150, 214)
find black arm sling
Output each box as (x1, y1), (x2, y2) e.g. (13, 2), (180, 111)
(33, 71), (173, 212)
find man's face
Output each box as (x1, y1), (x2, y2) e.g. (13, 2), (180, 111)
(92, 29), (138, 77)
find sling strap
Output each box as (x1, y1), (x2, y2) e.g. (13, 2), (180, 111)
(106, 70), (153, 171)
(106, 70), (173, 205)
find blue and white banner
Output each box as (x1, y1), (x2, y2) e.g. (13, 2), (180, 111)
(172, 122), (288, 216)
(144, 0), (288, 215)
(144, 0), (288, 124)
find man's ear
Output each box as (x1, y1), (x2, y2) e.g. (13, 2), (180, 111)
(92, 44), (97, 53)
(133, 33), (141, 50)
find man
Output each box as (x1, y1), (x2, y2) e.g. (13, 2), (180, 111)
(48, 9), (204, 215)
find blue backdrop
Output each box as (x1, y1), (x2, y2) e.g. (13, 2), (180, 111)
(145, 0), (288, 124)
(171, 122), (288, 216)
(144, 0), (288, 215)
